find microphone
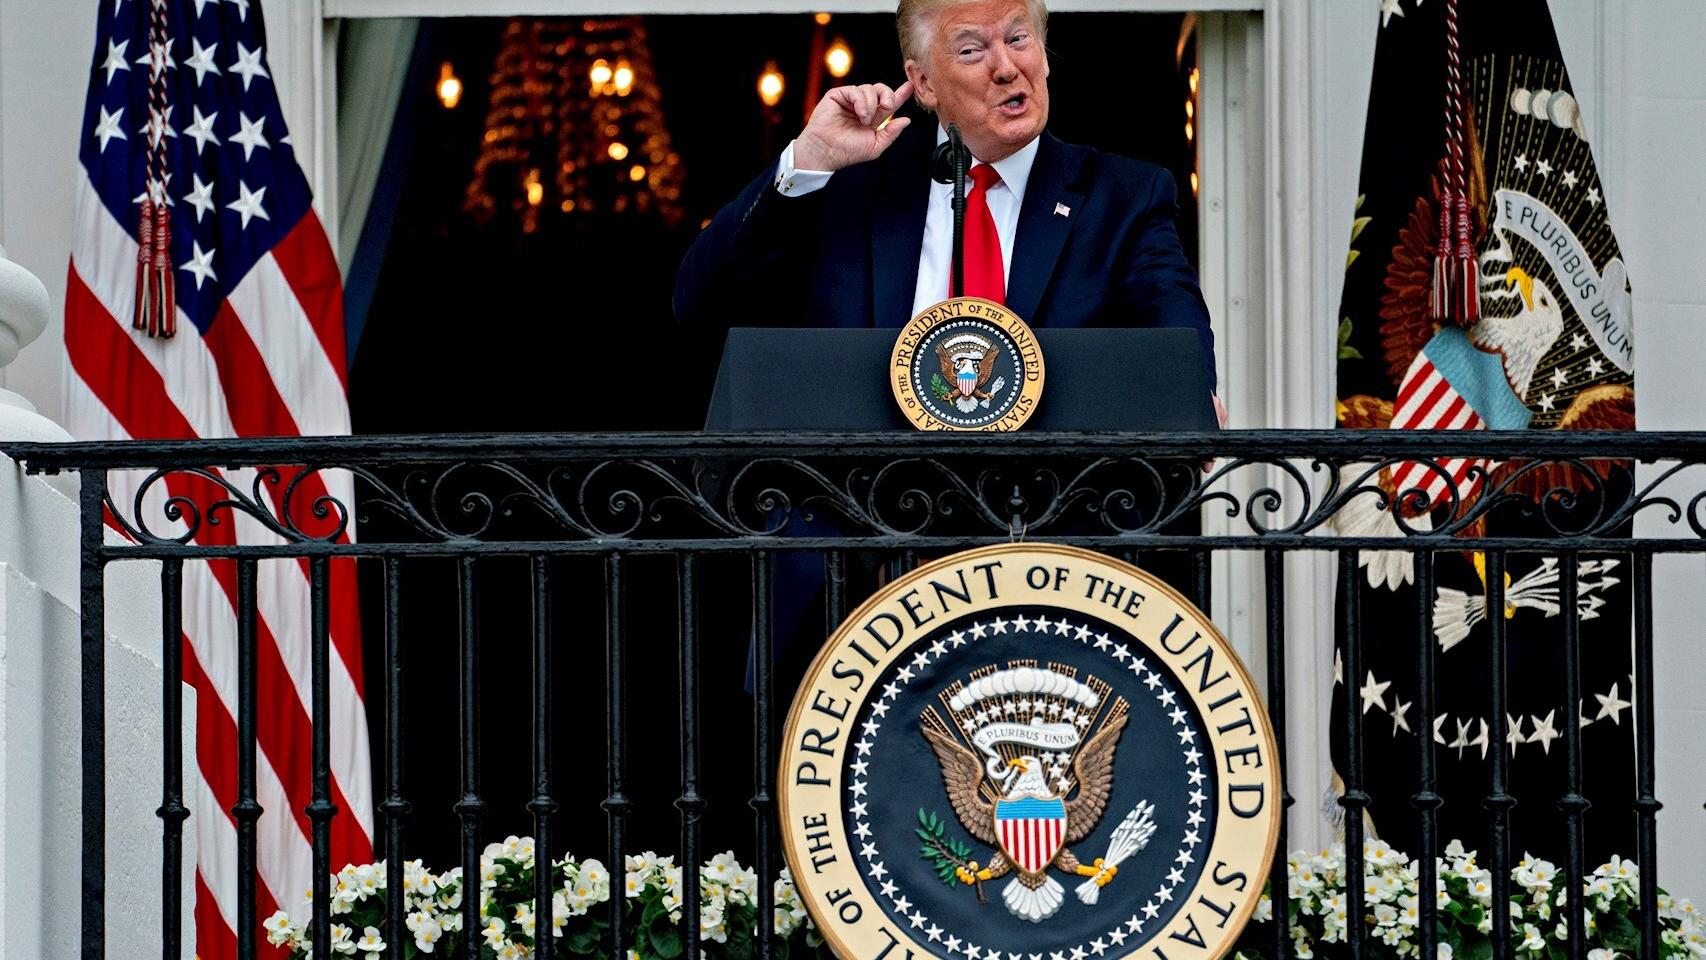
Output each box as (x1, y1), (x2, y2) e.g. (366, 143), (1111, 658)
(931, 124), (970, 299)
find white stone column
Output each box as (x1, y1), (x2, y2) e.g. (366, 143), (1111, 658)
(0, 246), (195, 959)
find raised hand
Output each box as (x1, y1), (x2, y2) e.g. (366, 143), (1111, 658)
(792, 80), (915, 173)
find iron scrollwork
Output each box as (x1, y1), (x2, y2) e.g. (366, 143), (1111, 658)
(67, 437), (1706, 550)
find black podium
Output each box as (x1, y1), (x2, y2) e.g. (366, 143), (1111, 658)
(705, 328), (1216, 431)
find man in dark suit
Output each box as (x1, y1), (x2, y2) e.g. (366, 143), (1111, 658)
(675, 0), (1219, 395)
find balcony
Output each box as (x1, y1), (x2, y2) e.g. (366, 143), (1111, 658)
(3, 429), (1701, 960)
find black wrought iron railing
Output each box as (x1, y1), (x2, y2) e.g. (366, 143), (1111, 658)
(8, 430), (1703, 960)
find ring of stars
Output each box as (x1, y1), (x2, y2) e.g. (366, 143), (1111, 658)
(846, 612), (1210, 959)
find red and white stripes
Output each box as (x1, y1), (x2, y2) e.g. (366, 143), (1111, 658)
(66, 171), (373, 959)
(997, 818), (1065, 875)
(1388, 352), (1489, 511)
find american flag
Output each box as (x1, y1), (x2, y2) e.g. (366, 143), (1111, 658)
(65, 1), (374, 956)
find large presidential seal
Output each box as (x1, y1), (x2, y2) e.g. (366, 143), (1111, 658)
(891, 298), (1045, 431)
(780, 545), (1279, 960)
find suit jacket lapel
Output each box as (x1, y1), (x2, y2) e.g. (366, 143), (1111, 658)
(870, 127), (932, 327)
(1006, 133), (1088, 324)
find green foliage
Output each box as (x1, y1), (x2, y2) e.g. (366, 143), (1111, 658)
(917, 808), (976, 887)
(1345, 194), (1372, 271)
(932, 373), (953, 401)
(1338, 317), (1364, 361)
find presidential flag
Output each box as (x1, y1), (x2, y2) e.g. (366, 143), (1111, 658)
(66, 0), (373, 955)
(1329, 0), (1636, 860)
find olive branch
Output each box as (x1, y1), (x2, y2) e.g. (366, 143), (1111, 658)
(917, 808), (987, 904)
(931, 373), (953, 401)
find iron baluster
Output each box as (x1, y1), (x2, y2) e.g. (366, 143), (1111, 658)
(678, 554), (705, 960)
(308, 557), (337, 960)
(752, 551), (776, 960)
(1263, 550), (1292, 960)
(1338, 551), (1368, 960)
(235, 560), (263, 960)
(159, 558), (189, 960)
(456, 557), (483, 959)
(1485, 550), (1514, 960)
(1412, 550), (1442, 960)
(603, 553), (631, 960)
(1633, 551), (1661, 960)
(381, 558), (410, 960)
(531, 556), (559, 960)
(1559, 550), (1588, 960)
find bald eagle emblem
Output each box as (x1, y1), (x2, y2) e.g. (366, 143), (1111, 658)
(934, 334), (1008, 413)
(920, 665), (1156, 923)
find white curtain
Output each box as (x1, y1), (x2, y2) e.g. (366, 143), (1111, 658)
(336, 17), (420, 273)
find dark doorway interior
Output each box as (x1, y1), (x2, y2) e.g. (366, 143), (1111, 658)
(350, 13), (1197, 434)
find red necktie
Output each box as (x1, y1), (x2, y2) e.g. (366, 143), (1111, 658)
(961, 163), (1006, 304)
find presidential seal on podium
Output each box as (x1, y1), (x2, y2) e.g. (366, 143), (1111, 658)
(892, 297), (1045, 431)
(780, 544), (1279, 960)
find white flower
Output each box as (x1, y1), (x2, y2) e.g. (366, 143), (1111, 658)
(1444, 840), (1467, 859)
(1438, 943), (1454, 960)
(579, 858), (610, 896)
(1374, 904), (1399, 926)
(514, 901), (536, 938)
(705, 851), (739, 885)
(1254, 895), (1273, 923)
(1517, 855), (1558, 893)
(1294, 937), (1315, 959)
(1598, 856), (1637, 882)
(732, 865), (759, 900)
(330, 922), (357, 955)
(356, 926), (385, 952)
(1466, 872), (1494, 904)
(700, 901), (729, 943)
(551, 892), (573, 935)
(1365, 874), (1390, 903)
(1520, 923), (1545, 952)
(624, 870), (648, 898)
(411, 915), (444, 953)
(1587, 949), (1617, 960)
(1366, 840), (1396, 868)
(263, 911), (297, 947)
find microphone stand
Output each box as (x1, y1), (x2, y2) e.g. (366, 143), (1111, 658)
(933, 124), (970, 299)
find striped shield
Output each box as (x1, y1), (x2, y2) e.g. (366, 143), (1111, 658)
(1387, 327), (1533, 512)
(1388, 351), (1487, 510)
(995, 797), (1067, 875)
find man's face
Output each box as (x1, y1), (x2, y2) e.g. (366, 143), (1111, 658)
(905, 0), (1050, 163)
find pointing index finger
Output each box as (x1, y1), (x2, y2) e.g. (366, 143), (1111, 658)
(876, 79), (916, 132)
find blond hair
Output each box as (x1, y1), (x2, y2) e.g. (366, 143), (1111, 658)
(895, 0), (1049, 65)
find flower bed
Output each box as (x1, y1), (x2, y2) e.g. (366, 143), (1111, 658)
(264, 837), (831, 959)
(1232, 841), (1704, 960)
(265, 837), (1702, 960)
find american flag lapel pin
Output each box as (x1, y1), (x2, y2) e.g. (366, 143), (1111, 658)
(1054, 202), (1072, 218)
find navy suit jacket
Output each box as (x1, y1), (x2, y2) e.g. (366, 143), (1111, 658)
(674, 123), (1217, 391)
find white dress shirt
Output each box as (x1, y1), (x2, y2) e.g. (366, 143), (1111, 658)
(774, 127), (1042, 318)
